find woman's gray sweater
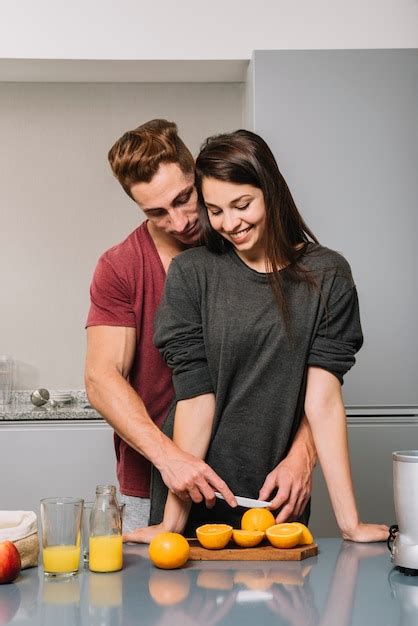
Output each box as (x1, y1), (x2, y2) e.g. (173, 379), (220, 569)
(150, 243), (363, 532)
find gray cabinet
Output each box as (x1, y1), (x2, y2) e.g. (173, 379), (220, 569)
(0, 421), (117, 515)
(310, 417), (418, 537)
(246, 49), (418, 407)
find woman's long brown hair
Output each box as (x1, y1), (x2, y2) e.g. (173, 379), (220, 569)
(195, 129), (319, 334)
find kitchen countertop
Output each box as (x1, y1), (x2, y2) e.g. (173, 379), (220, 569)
(0, 391), (102, 421)
(3, 394), (416, 423)
(0, 402), (102, 421)
(1, 539), (415, 626)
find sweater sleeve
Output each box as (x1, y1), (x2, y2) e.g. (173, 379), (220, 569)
(307, 284), (363, 384)
(153, 258), (214, 400)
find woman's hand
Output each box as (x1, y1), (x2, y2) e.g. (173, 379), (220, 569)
(123, 491), (191, 544)
(341, 522), (389, 543)
(123, 523), (168, 544)
(259, 454), (312, 522)
(259, 413), (316, 522)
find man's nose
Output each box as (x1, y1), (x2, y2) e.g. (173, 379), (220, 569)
(170, 210), (189, 233)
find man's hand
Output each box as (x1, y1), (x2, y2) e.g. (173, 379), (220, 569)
(156, 394), (237, 509)
(159, 442), (237, 509)
(259, 452), (313, 523)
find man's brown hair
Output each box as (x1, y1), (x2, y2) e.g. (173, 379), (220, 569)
(108, 119), (195, 199)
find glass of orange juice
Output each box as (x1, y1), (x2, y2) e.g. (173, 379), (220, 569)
(40, 497), (84, 578)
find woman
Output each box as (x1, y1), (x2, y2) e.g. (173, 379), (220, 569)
(133, 130), (388, 542)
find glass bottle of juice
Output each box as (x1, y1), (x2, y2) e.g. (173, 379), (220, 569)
(89, 485), (123, 572)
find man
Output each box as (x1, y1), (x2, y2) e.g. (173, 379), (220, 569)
(85, 119), (316, 537)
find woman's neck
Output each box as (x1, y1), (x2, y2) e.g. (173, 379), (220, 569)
(234, 248), (268, 273)
(234, 241), (305, 273)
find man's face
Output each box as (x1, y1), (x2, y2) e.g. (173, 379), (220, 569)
(130, 162), (201, 245)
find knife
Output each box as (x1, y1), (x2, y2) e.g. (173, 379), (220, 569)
(215, 492), (271, 509)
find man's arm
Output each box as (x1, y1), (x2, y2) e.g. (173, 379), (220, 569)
(85, 325), (236, 506)
(123, 392), (228, 543)
(258, 414), (317, 522)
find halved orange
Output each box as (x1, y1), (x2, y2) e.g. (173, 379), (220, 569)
(196, 524), (233, 549)
(290, 522), (314, 545)
(241, 508), (275, 532)
(232, 529), (265, 548)
(266, 523), (303, 549)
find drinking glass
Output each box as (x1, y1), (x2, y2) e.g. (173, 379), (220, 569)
(40, 497), (84, 578)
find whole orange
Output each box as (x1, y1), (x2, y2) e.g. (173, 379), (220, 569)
(149, 532), (190, 570)
(241, 508), (275, 533)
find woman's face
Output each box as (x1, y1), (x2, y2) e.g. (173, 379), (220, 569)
(202, 178), (267, 259)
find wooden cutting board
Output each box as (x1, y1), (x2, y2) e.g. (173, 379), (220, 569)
(188, 539), (318, 561)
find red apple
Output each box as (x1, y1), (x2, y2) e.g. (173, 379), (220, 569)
(0, 541), (21, 584)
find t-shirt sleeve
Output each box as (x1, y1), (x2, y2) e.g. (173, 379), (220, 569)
(86, 253), (136, 328)
(307, 282), (364, 385)
(153, 259), (213, 401)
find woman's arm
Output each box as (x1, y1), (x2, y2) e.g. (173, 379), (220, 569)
(304, 366), (388, 542)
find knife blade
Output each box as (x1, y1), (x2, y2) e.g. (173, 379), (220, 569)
(215, 492), (271, 509)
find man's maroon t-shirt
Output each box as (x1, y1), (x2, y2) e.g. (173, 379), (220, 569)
(86, 221), (174, 498)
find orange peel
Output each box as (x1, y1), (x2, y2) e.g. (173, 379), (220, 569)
(149, 532), (190, 569)
(290, 522), (314, 545)
(241, 508), (275, 533)
(232, 529), (265, 548)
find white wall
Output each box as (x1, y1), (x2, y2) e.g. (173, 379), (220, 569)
(0, 0), (417, 60)
(0, 82), (243, 390)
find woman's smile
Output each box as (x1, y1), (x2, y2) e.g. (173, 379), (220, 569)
(202, 178), (267, 264)
(228, 225), (254, 243)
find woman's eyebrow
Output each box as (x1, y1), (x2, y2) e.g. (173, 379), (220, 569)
(205, 195), (252, 209)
